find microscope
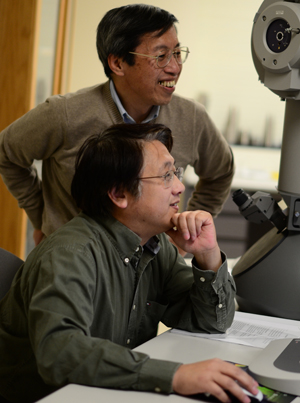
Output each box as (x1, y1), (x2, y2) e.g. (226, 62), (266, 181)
(232, 0), (300, 320)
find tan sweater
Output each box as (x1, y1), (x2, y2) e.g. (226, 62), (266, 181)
(0, 81), (234, 236)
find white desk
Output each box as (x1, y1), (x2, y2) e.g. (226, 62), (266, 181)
(37, 330), (261, 402)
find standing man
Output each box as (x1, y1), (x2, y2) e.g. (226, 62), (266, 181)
(0, 4), (234, 246)
(0, 124), (256, 403)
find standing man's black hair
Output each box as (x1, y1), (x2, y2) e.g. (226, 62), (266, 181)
(96, 4), (178, 78)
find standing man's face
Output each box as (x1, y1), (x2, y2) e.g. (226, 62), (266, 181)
(123, 140), (185, 244)
(113, 26), (182, 120)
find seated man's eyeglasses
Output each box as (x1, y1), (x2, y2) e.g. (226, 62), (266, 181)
(138, 167), (184, 189)
(129, 46), (190, 68)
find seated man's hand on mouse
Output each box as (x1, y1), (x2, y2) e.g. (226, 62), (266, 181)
(172, 359), (260, 403)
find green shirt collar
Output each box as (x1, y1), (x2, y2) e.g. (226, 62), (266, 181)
(84, 212), (161, 263)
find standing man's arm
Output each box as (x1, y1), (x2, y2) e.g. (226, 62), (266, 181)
(172, 148), (234, 256)
(187, 114), (235, 218)
(189, 103), (235, 218)
(159, 99), (235, 218)
(0, 99), (65, 240)
(187, 146), (235, 217)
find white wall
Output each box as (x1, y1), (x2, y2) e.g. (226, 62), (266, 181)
(67, 0), (285, 146)
(35, 0), (60, 105)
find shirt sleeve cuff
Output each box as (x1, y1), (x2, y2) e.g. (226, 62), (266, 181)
(137, 358), (182, 394)
(192, 252), (229, 285)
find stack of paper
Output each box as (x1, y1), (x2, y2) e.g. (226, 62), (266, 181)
(171, 311), (300, 349)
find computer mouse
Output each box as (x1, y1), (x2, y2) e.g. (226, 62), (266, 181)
(191, 388), (264, 402)
(240, 387), (264, 402)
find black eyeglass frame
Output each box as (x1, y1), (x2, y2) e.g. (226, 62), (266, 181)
(138, 167), (184, 189)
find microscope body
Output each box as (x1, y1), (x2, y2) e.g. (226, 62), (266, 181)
(232, 0), (300, 319)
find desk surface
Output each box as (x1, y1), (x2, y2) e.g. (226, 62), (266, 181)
(37, 330), (261, 402)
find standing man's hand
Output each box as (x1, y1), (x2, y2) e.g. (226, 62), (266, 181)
(166, 210), (221, 272)
(33, 229), (45, 246)
(172, 359), (259, 402)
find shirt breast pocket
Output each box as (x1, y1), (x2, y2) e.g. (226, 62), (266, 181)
(137, 299), (169, 344)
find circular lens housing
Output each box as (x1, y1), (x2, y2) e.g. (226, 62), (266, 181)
(266, 19), (291, 53)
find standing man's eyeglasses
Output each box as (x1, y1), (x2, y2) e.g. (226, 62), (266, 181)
(138, 167), (184, 189)
(129, 47), (190, 68)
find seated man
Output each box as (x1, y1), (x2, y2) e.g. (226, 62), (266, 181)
(0, 124), (257, 403)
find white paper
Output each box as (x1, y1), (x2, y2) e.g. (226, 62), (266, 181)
(171, 311), (300, 348)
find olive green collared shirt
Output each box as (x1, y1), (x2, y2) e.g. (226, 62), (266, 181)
(0, 213), (236, 403)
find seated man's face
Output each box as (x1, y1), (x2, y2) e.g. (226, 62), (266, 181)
(125, 140), (185, 242)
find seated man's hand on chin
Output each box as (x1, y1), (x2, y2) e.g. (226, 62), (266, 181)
(165, 210), (222, 272)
